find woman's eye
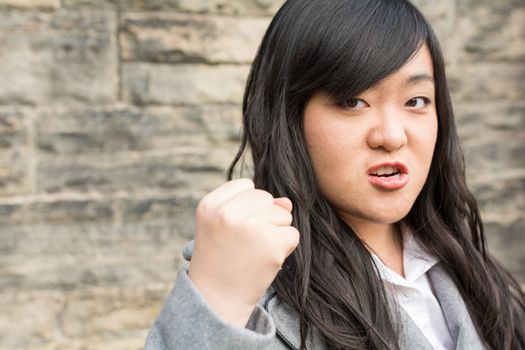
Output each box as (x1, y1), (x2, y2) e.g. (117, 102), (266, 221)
(405, 97), (431, 109)
(341, 98), (368, 110)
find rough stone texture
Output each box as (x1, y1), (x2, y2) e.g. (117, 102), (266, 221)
(63, 0), (285, 15)
(0, 219), (191, 291)
(122, 63), (249, 105)
(484, 219), (525, 282)
(0, 11), (117, 105)
(0, 0), (523, 349)
(35, 105), (242, 154)
(0, 0), (59, 9)
(120, 13), (270, 64)
(36, 147), (235, 194)
(0, 285), (168, 349)
(0, 108), (31, 195)
(457, 6), (525, 63)
(448, 62), (525, 102)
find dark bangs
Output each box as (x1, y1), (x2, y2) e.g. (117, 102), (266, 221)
(281, 0), (431, 105)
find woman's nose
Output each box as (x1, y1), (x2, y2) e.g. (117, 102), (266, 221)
(366, 113), (408, 152)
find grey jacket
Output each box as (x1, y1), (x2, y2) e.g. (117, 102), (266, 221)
(145, 241), (486, 350)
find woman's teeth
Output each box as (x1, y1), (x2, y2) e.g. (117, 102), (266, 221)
(372, 166), (400, 176)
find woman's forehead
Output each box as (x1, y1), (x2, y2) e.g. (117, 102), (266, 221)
(374, 45), (435, 88)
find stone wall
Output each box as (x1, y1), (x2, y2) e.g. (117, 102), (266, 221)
(0, 0), (523, 349)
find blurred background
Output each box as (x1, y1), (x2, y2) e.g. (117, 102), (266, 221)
(0, 0), (523, 349)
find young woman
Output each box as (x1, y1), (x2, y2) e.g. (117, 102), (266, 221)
(145, 0), (525, 349)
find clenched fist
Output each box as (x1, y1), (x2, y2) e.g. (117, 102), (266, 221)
(187, 178), (300, 327)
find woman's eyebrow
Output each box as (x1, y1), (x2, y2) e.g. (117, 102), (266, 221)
(405, 73), (435, 86)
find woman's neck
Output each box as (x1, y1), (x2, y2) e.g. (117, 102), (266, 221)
(345, 219), (405, 277)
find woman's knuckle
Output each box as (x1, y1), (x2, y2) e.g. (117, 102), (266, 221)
(254, 189), (273, 202)
(270, 255), (284, 270)
(196, 196), (211, 217)
(217, 205), (236, 226)
(285, 212), (293, 224)
(288, 227), (300, 246)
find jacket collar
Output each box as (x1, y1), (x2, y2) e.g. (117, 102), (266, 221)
(263, 290), (420, 350)
(262, 289), (328, 350)
(427, 263), (486, 349)
(262, 263), (486, 350)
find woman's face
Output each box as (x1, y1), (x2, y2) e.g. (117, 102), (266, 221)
(303, 45), (438, 233)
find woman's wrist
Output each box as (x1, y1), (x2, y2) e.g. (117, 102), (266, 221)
(188, 267), (257, 328)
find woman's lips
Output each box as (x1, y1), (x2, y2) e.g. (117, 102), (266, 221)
(368, 172), (409, 190)
(367, 162), (409, 190)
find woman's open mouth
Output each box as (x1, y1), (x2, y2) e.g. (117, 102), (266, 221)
(367, 162), (409, 190)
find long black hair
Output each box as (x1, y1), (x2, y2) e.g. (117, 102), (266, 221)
(227, 0), (525, 349)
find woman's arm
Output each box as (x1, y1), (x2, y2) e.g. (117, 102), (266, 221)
(145, 266), (277, 350)
(145, 178), (299, 349)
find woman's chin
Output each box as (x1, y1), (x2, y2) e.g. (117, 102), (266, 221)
(363, 205), (413, 225)
(337, 205), (412, 228)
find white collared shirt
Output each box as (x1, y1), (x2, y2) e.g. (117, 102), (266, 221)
(371, 231), (455, 350)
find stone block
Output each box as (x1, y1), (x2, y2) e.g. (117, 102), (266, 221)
(455, 101), (525, 141)
(0, 198), (114, 225)
(0, 191), (199, 295)
(0, 192), (200, 293)
(115, 195), (198, 227)
(0, 0), (59, 9)
(120, 13), (269, 64)
(0, 189), (203, 226)
(63, 0), (209, 11)
(471, 177), (525, 223)
(448, 62), (525, 102)
(457, 0), (525, 17)
(472, 178), (525, 282)
(208, 0), (284, 15)
(58, 284), (170, 338)
(36, 146), (234, 194)
(0, 108), (31, 196)
(0, 218), (192, 291)
(51, 334), (147, 350)
(0, 285), (169, 349)
(122, 63), (248, 105)
(455, 102), (525, 182)
(35, 105), (242, 155)
(63, 0), (284, 15)
(463, 138), (525, 181)
(62, 0), (208, 11)
(457, 6), (525, 63)
(0, 11), (117, 105)
(0, 290), (63, 348)
(484, 218), (525, 282)
(410, 0), (457, 52)
(463, 137), (525, 166)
